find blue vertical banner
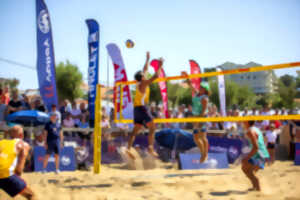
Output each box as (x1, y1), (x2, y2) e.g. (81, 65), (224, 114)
(86, 19), (99, 120)
(36, 0), (58, 111)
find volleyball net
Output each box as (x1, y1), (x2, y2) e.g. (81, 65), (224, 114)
(93, 61), (300, 173)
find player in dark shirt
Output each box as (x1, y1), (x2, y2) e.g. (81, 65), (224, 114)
(42, 113), (63, 173)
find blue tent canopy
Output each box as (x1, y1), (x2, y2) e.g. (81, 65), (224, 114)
(155, 128), (196, 151)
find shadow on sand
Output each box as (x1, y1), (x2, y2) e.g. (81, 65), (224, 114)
(63, 184), (113, 190)
(210, 190), (249, 196)
(164, 172), (229, 178)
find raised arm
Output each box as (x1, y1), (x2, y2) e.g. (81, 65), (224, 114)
(181, 71), (198, 94)
(143, 57), (164, 86)
(143, 52), (150, 74)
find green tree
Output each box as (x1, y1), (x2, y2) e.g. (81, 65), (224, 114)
(280, 74), (295, 87)
(56, 61), (84, 102)
(209, 79), (256, 110)
(149, 82), (162, 105)
(0, 78), (19, 90)
(277, 80), (296, 109)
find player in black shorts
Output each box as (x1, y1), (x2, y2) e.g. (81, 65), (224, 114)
(126, 52), (164, 159)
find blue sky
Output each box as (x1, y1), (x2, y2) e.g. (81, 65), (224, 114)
(0, 0), (300, 90)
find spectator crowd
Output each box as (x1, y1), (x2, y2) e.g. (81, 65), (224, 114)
(1, 86), (300, 168)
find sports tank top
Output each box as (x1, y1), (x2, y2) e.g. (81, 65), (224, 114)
(248, 127), (270, 159)
(192, 94), (208, 116)
(134, 84), (150, 107)
(0, 139), (19, 178)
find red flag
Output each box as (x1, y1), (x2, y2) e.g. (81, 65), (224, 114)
(189, 60), (201, 96)
(150, 59), (169, 118)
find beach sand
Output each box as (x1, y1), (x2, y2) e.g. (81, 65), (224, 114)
(1, 160), (300, 200)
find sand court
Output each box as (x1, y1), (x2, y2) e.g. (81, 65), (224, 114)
(1, 160), (299, 200)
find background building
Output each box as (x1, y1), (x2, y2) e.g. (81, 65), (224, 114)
(219, 62), (278, 94)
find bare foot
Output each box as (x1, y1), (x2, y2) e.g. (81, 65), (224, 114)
(147, 147), (159, 158)
(200, 153), (208, 163)
(126, 149), (136, 160)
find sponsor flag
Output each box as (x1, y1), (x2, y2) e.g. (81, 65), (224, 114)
(189, 60), (201, 97)
(106, 43), (133, 119)
(86, 19), (99, 120)
(150, 59), (169, 118)
(36, 0), (58, 111)
(217, 67), (226, 116)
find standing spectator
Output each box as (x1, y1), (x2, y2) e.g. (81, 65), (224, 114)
(174, 105), (185, 129)
(79, 102), (89, 121)
(49, 104), (61, 124)
(59, 99), (71, 121)
(150, 105), (158, 118)
(243, 108), (249, 116)
(7, 90), (22, 114)
(1, 86), (10, 105)
(21, 95), (31, 110)
(265, 123), (277, 165)
(42, 113), (63, 173)
(70, 102), (81, 126)
(34, 99), (46, 112)
(185, 105), (193, 130)
(0, 89), (7, 122)
(252, 108), (257, 116)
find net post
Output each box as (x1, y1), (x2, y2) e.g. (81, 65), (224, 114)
(114, 85), (118, 123)
(93, 84), (102, 174)
(120, 83), (124, 120)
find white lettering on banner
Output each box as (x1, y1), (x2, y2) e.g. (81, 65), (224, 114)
(114, 67), (125, 81)
(88, 48), (98, 98)
(88, 32), (98, 43)
(43, 39), (52, 82)
(38, 10), (50, 34)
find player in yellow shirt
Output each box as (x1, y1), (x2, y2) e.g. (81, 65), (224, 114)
(127, 52), (163, 159)
(0, 125), (36, 199)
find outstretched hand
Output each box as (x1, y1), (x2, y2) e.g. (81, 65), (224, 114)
(181, 71), (188, 77)
(146, 52), (150, 61)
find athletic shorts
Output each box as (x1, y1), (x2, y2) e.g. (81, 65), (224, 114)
(0, 175), (27, 197)
(46, 141), (60, 155)
(193, 123), (207, 134)
(248, 157), (266, 169)
(134, 106), (153, 126)
(267, 143), (275, 149)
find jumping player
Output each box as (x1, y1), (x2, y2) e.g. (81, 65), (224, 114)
(242, 121), (270, 191)
(0, 125), (36, 200)
(182, 71), (210, 163)
(127, 52), (163, 159)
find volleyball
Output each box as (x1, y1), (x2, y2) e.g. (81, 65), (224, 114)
(126, 39), (134, 48)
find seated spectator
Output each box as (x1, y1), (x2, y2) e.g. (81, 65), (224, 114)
(70, 102), (81, 126)
(77, 116), (90, 140)
(34, 129), (45, 147)
(78, 116), (89, 129)
(63, 112), (75, 137)
(49, 104), (61, 124)
(7, 89), (22, 114)
(63, 113), (75, 128)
